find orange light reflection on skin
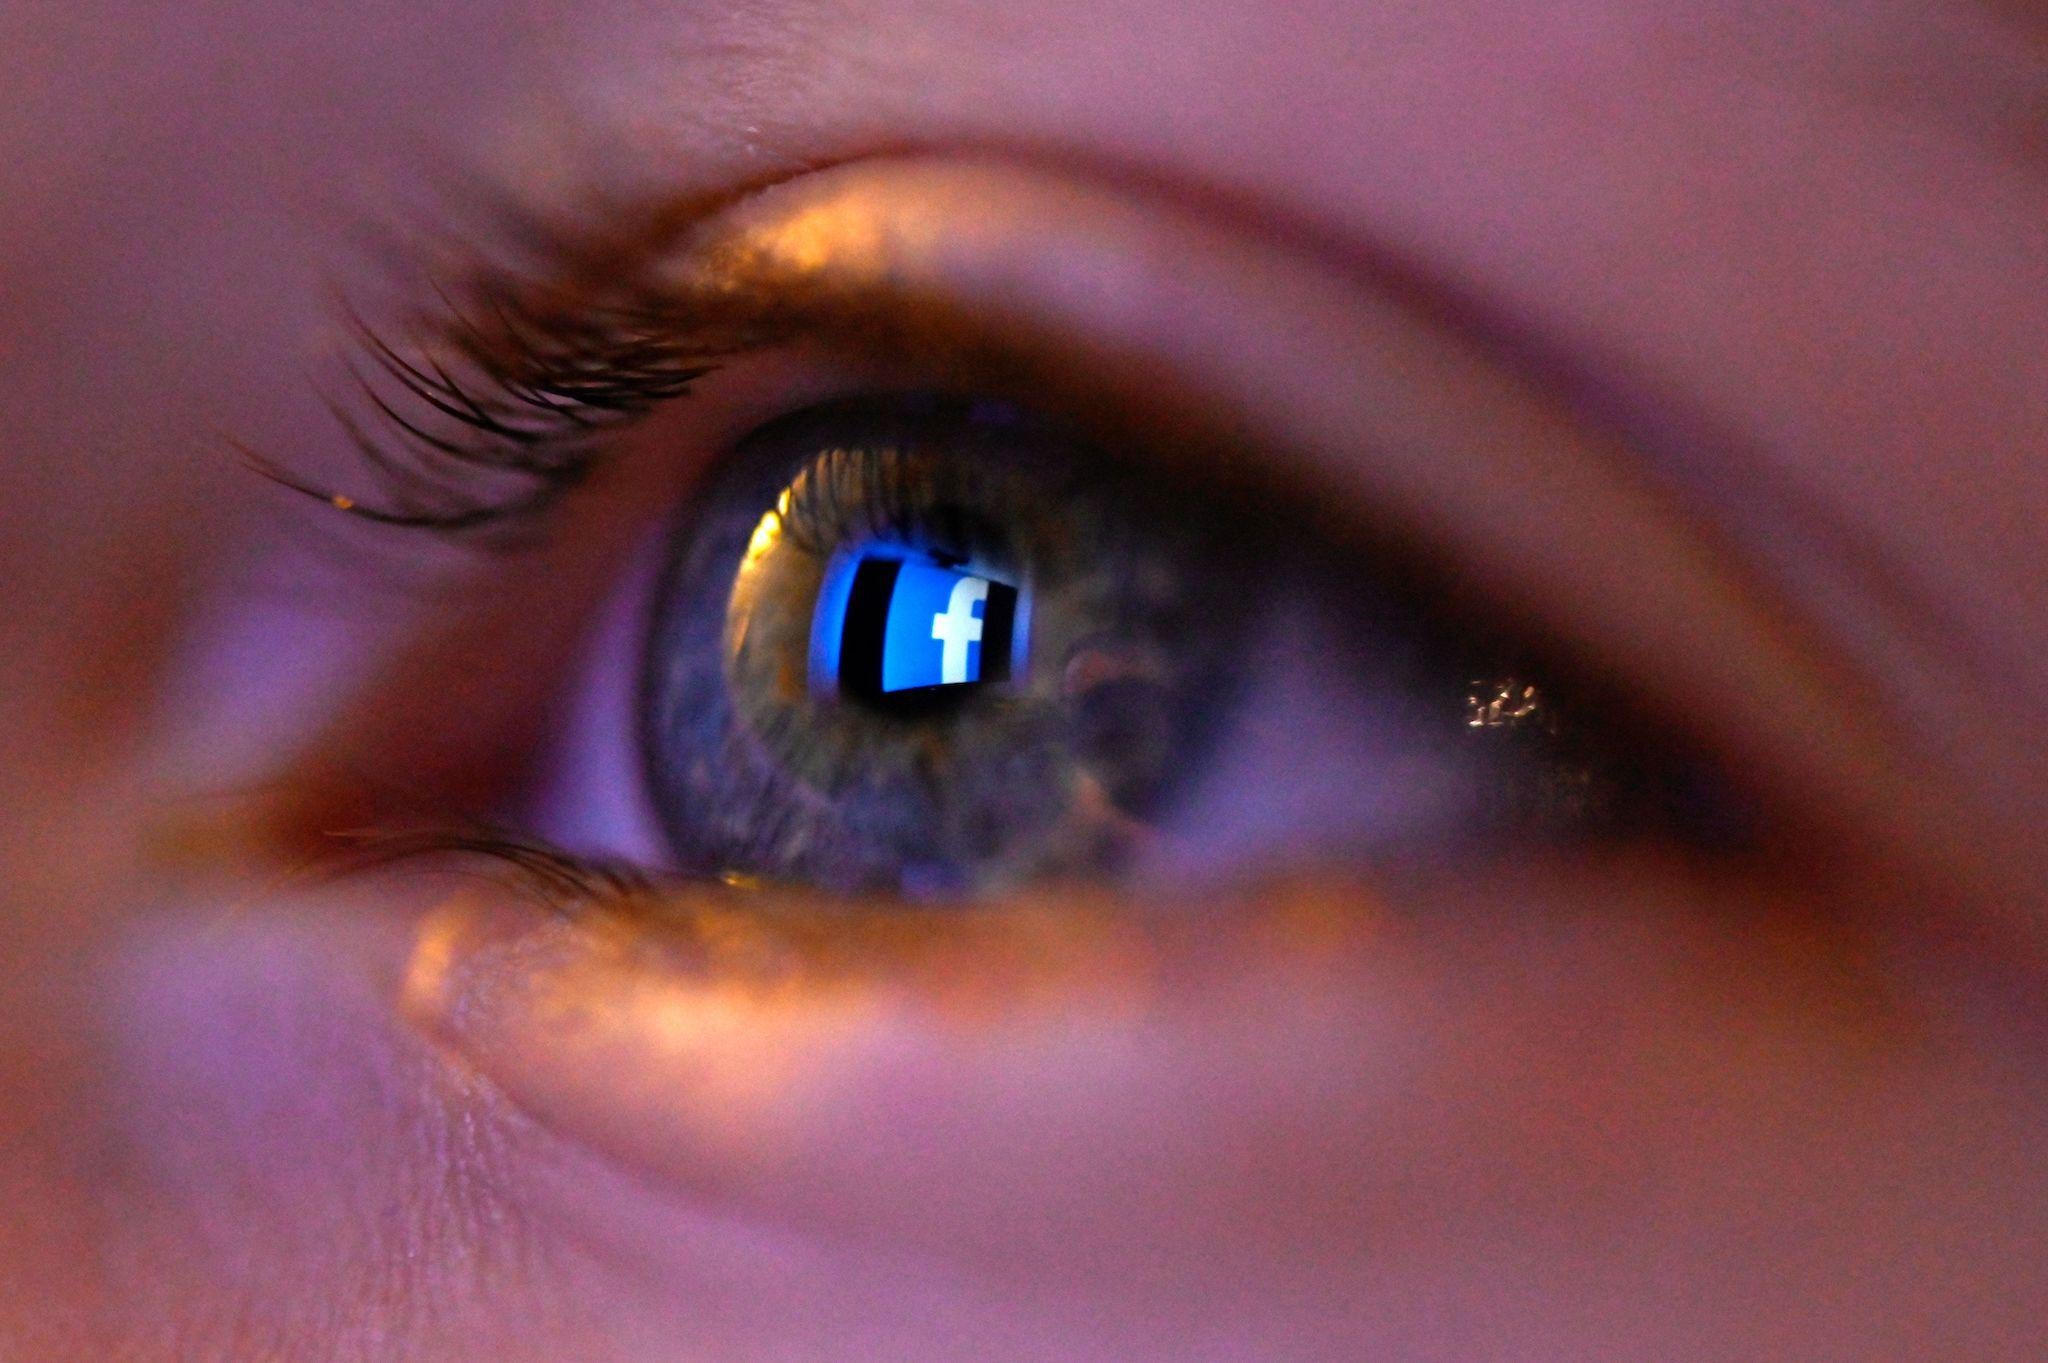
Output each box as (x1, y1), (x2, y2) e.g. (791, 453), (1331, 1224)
(403, 895), (878, 1149)
(401, 871), (1404, 1086)
(400, 883), (1248, 1152)
(701, 200), (911, 289)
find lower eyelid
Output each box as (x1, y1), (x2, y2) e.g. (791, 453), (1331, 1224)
(394, 851), (1883, 1273)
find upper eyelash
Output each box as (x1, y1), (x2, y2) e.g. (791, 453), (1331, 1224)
(240, 156), (819, 540)
(248, 158), (1273, 546)
(250, 158), (1100, 544)
(241, 284), (734, 538)
(246, 154), (1165, 545)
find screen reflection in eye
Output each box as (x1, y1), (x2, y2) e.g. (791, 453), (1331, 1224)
(812, 551), (1022, 698)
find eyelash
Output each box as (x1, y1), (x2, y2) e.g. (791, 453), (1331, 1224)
(247, 173), (1224, 549)
(316, 825), (660, 912)
(244, 261), (743, 538)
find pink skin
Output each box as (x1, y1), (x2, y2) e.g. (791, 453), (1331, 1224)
(2, 2), (2045, 1359)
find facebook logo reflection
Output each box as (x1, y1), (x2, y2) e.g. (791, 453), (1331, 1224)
(812, 550), (1020, 700)
(922, 573), (991, 686)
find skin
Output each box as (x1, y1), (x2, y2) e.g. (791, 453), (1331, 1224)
(1, 1), (2044, 1359)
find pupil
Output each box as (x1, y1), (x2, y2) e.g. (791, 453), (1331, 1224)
(810, 546), (1023, 706)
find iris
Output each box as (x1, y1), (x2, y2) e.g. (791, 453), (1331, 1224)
(640, 394), (1245, 897)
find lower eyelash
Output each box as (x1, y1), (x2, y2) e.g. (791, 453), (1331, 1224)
(306, 826), (654, 913)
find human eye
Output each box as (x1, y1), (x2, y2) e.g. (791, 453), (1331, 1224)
(186, 153), (1995, 1250)
(237, 155), (1823, 914)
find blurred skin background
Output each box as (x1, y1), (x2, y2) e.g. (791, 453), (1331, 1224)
(2, 0), (2045, 1359)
